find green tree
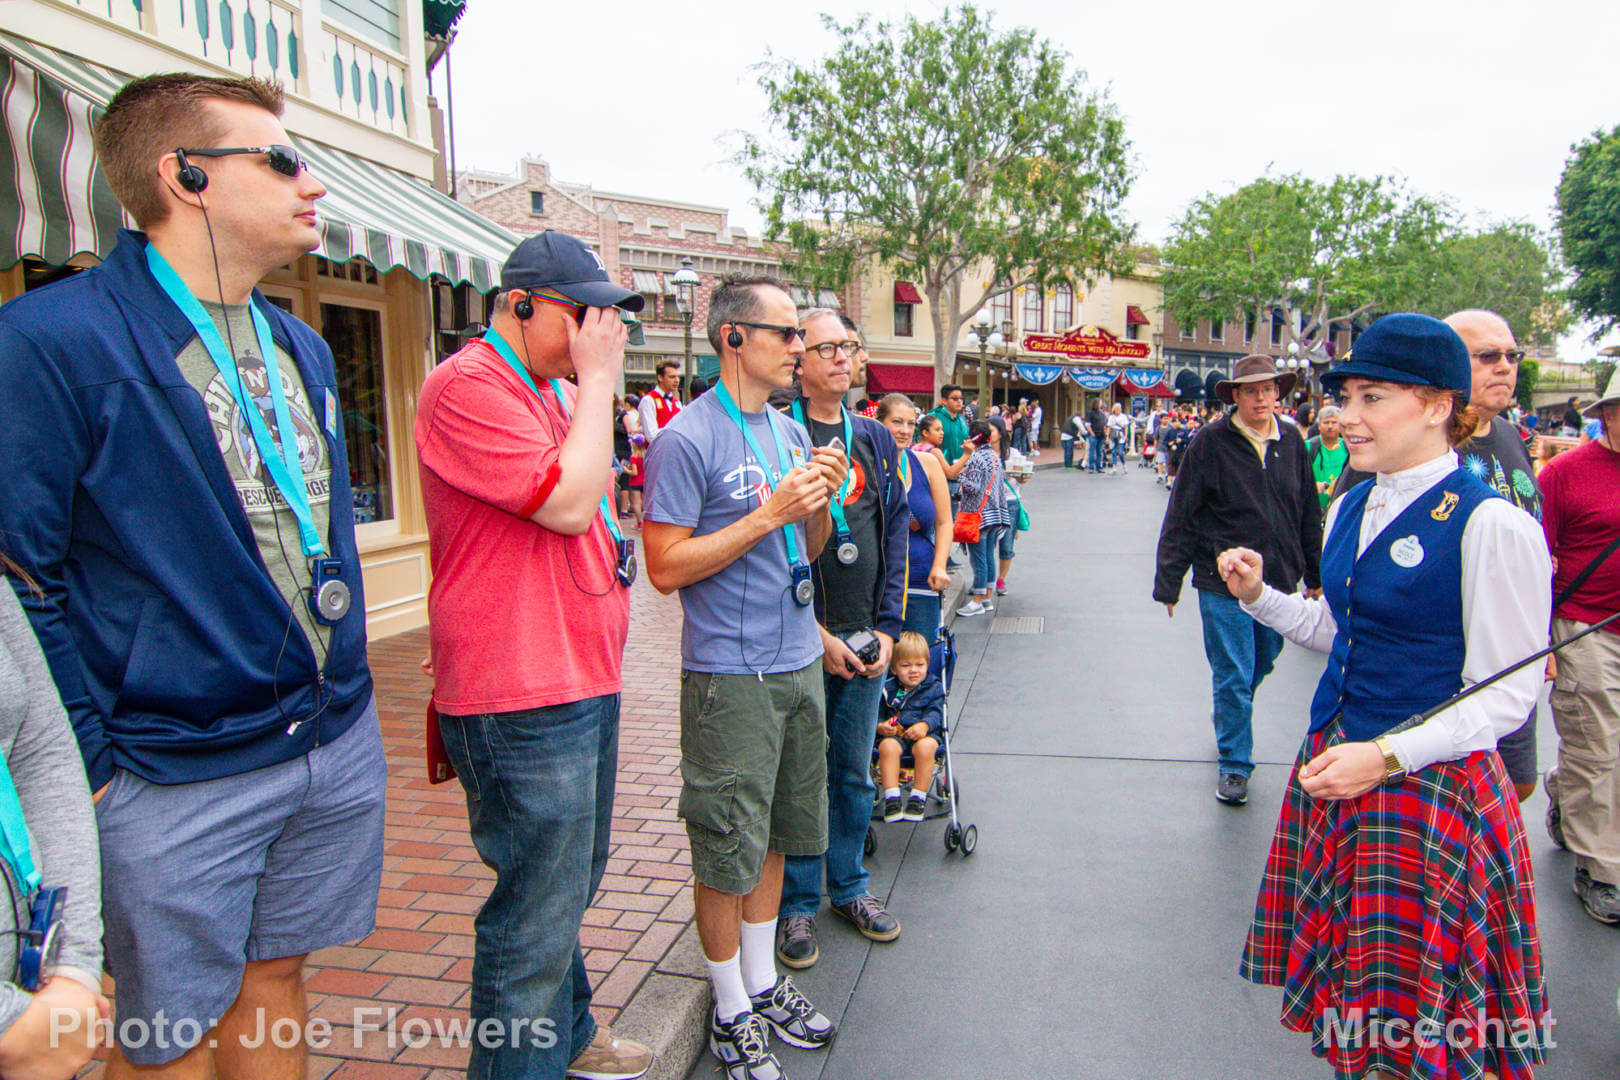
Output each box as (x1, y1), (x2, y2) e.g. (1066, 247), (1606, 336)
(741, 5), (1136, 382)
(1515, 357), (1540, 413)
(1161, 174), (1451, 355)
(1556, 126), (1620, 337)
(1420, 223), (1568, 344)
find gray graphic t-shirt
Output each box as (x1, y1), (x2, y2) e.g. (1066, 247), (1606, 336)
(175, 300), (334, 654)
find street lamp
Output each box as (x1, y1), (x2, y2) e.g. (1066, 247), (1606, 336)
(967, 320), (1004, 412)
(671, 256), (701, 401)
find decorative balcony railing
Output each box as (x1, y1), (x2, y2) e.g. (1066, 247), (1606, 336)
(41, 0), (418, 142)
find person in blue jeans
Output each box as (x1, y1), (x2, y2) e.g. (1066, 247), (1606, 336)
(775, 310), (911, 972)
(1151, 354), (1323, 806)
(955, 420), (1011, 618)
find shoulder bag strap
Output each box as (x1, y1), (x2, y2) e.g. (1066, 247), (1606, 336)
(1555, 533), (1620, 610)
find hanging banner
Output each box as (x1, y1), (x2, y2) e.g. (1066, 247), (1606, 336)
(1013, 363), (1064, 385)
(1120, 368), (1167, 390)
(1067, 366), (1119, 390)
(1022, 325), (1151, 362)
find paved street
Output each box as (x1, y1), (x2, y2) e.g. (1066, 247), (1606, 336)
(689, 460), (1620, 1080)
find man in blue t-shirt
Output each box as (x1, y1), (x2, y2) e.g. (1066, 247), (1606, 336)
(643, 275), (847, 1079)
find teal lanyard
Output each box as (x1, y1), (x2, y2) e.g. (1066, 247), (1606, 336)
(145, 243), (325, 557)
(483, 331), (625, 545)
(790, 398), (854, 538)
(0, 758), (40, 896)
(714, 381), (804, 567)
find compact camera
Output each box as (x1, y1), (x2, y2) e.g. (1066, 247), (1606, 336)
(843, 628), (881, 667)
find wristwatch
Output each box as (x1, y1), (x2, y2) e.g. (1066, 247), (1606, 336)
(1372, 735), (1407, 783)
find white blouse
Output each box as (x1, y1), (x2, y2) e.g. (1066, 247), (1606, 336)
(1242, 450), (1552, 774)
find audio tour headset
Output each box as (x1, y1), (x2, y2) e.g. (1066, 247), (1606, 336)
(175, 148), (209, 192)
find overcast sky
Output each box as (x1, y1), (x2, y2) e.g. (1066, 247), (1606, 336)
(442, 0), (1620, 360)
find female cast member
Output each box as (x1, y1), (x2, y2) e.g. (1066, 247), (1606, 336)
(1219, 314), (1551, 1080)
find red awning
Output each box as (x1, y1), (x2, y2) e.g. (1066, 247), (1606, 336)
(1126, 305), (1149, 325)
(893, 281), (924, 304)
(866, 361), (934, 395)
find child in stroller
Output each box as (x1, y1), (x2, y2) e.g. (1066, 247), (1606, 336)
(876, 631), (943, 822)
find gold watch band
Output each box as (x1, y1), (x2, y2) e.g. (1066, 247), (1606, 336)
(1373, 735), (1406, 781)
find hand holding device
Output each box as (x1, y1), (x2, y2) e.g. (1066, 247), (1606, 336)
(811, 443), (849, 503)
(764, 465), (829, 528)
(843, 628), (881, 668)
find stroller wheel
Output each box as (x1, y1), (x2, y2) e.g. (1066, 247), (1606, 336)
(864, 827), (876, 856)
(943, 824), (960, 852)
(960, 824), (978, 856)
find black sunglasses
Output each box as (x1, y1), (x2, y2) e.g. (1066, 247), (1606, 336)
(1473, 348), (1526, 364)
(735, 321), (807, 344)
(181, 144), (308, 178)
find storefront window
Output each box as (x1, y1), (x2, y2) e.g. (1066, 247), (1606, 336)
(321, 303), (392, 525)
(1022, 286), (1042, 331)
(1052, 283), (1074, 329)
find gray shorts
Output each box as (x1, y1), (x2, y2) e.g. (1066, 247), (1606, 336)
(1497, 705), (1537, 787)
(679, 663), (828, 896)
(95, 700), (388, 1064)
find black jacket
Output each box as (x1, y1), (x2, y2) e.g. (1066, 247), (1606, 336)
(1153, 413), (1323, 604)
(1087, 407), (1107, 439)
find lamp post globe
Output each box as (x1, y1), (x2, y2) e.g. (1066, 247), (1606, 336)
(671, 257), (701, 402)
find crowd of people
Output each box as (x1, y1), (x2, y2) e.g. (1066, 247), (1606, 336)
(0, 67), (1615, 1080)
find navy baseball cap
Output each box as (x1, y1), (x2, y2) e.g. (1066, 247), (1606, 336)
(1320, 313), (1471, 402)
(499, 230), (645, 312)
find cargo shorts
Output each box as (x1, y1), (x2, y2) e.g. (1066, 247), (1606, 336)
(678, 660), (828, 896)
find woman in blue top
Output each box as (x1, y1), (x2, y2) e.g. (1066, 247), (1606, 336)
(955, 418), (1009, 618)
(1219, 315), (1550, 1080)
(876, 395), (951, 638)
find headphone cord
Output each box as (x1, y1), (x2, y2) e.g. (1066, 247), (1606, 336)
(197, 199), (329, 732)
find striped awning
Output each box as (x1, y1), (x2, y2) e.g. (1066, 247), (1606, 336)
(0, 32), (515, 289)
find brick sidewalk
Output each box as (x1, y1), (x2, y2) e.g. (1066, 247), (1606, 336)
(295, 572), (692, 1078)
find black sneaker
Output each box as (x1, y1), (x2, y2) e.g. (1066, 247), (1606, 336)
(831, 894), (900, 942)
(882, 794), (903, 823)
(1574, 868), (1620, 925)
(1216, 772), (1249, 806)
(708, 1011), (783, 1080)
(749, 975), (836, 1049)
(902, 792), (926, 822)
(774, 914), (818, 970)
(1547, 788), (1568, 850)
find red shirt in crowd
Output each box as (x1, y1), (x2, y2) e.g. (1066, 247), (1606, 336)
(1540, 436), (1620, 632)
(415, 338), (630, 713)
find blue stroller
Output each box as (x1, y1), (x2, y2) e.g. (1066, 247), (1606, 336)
(865, 624), (978, 856)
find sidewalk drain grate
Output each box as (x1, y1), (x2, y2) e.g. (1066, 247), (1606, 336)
(990, 616), (1044, 634)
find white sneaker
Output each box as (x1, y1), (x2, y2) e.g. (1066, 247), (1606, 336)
(955, 599), (987, 617)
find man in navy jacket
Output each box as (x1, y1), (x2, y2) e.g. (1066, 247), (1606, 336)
(776, 310), (910, 969)
(0, 74), (384, 1078)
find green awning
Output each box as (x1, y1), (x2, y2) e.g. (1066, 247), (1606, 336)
(0, 31), (515, 289)
(424, 0), (469, 39)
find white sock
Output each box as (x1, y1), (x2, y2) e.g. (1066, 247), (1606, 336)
(738, 919), (779, 998)
(908, 787), (925, 801)
(706, 950), (751, 1022)
(884, 787), (901, 799)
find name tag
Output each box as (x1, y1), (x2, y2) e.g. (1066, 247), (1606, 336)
(1390, 535), (1424, 568)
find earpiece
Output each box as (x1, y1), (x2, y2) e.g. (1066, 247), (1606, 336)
(513, 291), (534, 320)
(726, 325), (744, 349)
(175, 148), (209, 193)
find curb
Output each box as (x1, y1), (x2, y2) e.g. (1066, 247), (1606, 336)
(612, 562), (975, 1080)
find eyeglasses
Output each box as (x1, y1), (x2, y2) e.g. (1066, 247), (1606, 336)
(805, 339), (861, 360)
(181, 144), (308, 178)
(1473, 348), (1526, 364)
(734, 321), (807, 344)
(527, 289), (586, 322)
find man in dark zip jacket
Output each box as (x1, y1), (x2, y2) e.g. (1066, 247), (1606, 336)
(1153, 355), (1322, 807)
(0, 74), (384, 1077)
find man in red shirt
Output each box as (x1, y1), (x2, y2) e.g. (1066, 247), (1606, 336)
(415, 231), (653, 1079)
(1541, 369), (1620, 925)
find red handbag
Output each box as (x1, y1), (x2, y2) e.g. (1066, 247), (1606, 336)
(952, 482), (991, 544)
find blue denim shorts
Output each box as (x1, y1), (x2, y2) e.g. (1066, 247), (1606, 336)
(95, 700), (388, 1064)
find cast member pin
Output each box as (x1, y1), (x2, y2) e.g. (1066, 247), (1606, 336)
(1390, 535), (1425, 569)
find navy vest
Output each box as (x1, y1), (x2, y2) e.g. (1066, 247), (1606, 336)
(1308, 468), (1498, 741)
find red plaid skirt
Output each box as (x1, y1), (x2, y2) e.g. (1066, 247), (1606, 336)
(1242, 721), (1549, 1080)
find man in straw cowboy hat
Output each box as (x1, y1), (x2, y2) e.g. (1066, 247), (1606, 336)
(1154, 354), (1323, 805)
(1540, 366), (1620, 924)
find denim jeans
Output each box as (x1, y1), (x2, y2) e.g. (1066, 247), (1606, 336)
(1087, 435), (1105, 472)
(782, 668), (886, 915)
(968, 525), (1003, 593)
(903, 590), (943, 639)
(437, 695), (618, 1080)
(1112, 438), (1127, 466)
(1197, 591), (1284, 778)
(1061, 438), (1075, 469)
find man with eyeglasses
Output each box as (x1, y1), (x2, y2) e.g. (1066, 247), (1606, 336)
(1330, 308), (1546, 802)
(0, 74), (384, 1078)
(776, 309), (910, 970)
(643, 277), (847, 1080)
